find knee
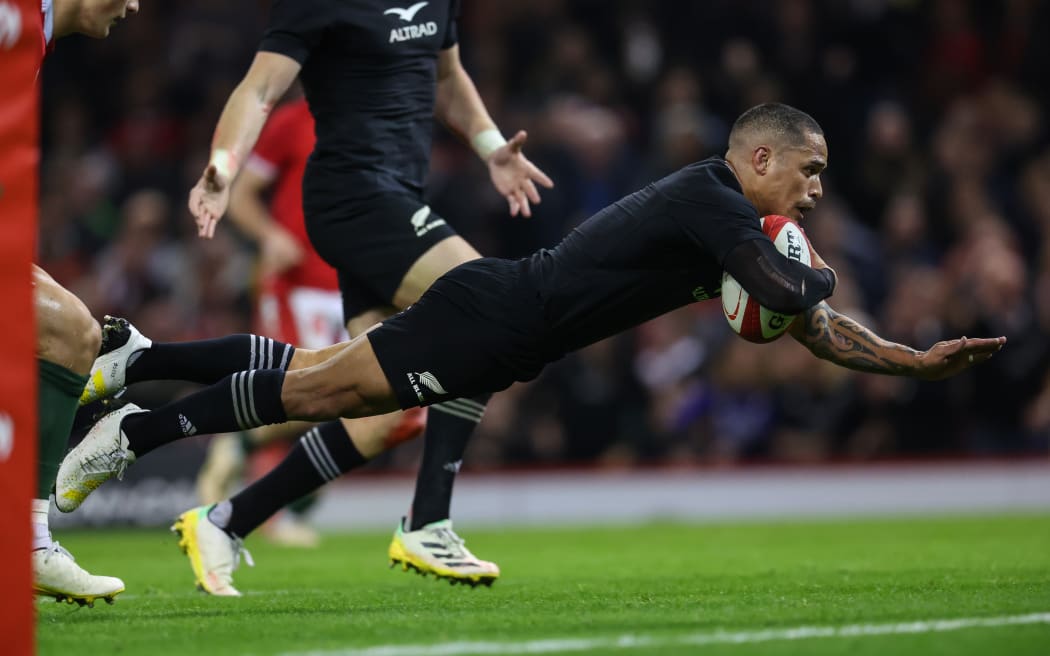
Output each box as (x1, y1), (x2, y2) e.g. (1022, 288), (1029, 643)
(35, 283), (100, 373)
(65, 306), (101, 373)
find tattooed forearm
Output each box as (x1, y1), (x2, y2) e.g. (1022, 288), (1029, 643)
(796, 302), (921, 375)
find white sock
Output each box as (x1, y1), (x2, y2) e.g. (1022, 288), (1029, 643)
(32, 498), (52, 551)
(208, 500), (233, 529)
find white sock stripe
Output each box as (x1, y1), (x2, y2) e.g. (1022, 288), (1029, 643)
(231, 373), (247, 430)
(299, 433), (332, 481)
(279, 344), (292, 370)
(300, 429), (337, 480)
(246, 370), (262, 426)
(238, 371), (254, 429)
(434, 399), (485, 420)
(430, 403), (483, 423)
(448, 397), (486, 413)
(249, 335), (259, 370)
(305, 428), (342, 480)
(266, 338), (275, 369)
(441, 399), (486, 418)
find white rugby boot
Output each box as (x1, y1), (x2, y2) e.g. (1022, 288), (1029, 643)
(33, 543), (125, 607)
(80, 316), (152, 405)
(388, 517), (499, 587)
(55, 398), (141, 513)
(171, 505), (253, 597)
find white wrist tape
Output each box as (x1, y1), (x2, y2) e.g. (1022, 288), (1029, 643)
(471, 128), (507, 160)
(210, 149), (237, 180)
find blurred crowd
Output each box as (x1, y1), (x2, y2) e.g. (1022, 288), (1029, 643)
(38, 0), (1050, 468)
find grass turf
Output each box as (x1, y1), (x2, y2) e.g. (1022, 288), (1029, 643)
(36, 514), (1050, 655)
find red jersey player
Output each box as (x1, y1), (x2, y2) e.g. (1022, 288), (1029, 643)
(29, 0), (139, 607)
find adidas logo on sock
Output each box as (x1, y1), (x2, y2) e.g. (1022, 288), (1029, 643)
(178, 413), (198, 437)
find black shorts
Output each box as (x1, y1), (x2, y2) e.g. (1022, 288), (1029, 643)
(367, 258), (556, 408)
(305, 193), (458, 324)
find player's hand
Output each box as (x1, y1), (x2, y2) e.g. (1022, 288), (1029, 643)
(913, 336), (1006, 381)
(188, 164), (231, 239)
(487, 130), (554, 218)
(259, 225), (304, 277)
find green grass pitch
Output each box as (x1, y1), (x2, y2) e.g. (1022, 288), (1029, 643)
(37, 514), (1050, 655)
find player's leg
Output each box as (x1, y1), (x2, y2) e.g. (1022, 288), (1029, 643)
(31, 266), (124, 605)
(56, 330), (396, 513)
(197, 283), (346, 547)
(167, 336), (404, 596)
(79, 311), (363, 407)
(381, 236), (499, 581)
(192, 296), (495, 585)
(189, 307), (417, 574)
(170, 261), (534, 594)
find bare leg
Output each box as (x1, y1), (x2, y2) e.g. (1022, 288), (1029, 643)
(32, 266), (123, 602)
(34, 265), (100, 375)
(281, 333), (402, 421)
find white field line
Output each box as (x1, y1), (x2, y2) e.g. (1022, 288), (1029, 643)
(283, 612), (1050, 656)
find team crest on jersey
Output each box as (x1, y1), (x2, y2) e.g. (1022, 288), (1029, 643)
(385, 1), (438, 43)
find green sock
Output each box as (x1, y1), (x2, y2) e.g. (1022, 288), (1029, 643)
(38, 359), (89, 499)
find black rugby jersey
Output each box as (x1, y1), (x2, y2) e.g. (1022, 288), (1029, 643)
(524, 158), (786, 353)
(260, 0), (459, 210)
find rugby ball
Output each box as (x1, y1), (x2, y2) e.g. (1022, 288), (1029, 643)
(721, 215), (811, 343)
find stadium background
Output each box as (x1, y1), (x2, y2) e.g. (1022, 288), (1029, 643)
(37, 0), (1050, 525)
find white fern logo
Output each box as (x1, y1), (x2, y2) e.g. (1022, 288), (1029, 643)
(417, 372), (447, 395)
(384, 2), (428, 21)
(410, 205), (431, 233)
(0, 2), (22, 51)
(178, 413), (197, 437)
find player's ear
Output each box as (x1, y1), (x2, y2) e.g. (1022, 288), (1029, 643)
(752, 146), (771, 176)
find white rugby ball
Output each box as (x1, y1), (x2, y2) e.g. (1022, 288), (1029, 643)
(721, 215), (811, 343)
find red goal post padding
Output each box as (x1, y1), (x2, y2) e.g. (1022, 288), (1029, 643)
(0, 0), (40, 651)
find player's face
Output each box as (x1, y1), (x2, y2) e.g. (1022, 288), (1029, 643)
(80, 0), (139, 38)
(759, 131), (827, 222)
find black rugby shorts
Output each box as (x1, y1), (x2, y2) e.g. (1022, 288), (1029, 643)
(367, 258), (554, 408)
(305, 193), (458, 323)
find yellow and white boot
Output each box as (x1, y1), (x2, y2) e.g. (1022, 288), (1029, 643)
(388, 517), (498, 587)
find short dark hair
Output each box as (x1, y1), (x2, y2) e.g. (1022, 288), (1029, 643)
(728, 103), (823, 150)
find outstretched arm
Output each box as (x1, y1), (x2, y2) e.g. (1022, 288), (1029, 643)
(435, 45), (553, 217)
(188, 51), (301, 239)
(789, 301), (1006, 380)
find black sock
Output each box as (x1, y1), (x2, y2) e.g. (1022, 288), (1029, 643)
(409, 394), (489, 530)
(217, 421), (365, 538)
(123, 369), (288, 458)
(126, 335), (294, 385)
